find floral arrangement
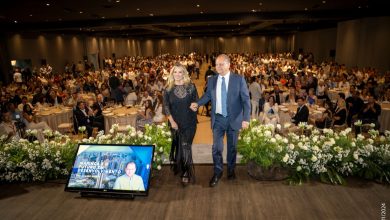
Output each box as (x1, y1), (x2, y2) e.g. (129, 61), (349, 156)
(0, 123), (171, 182)
(238, 119), (390, 185)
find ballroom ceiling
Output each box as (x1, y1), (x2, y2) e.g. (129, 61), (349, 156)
(0, 0), (387, 38)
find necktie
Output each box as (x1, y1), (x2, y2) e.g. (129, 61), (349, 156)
(221, 77), (227, 117)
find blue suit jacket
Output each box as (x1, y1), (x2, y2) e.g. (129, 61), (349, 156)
(198, 73), (251, 130)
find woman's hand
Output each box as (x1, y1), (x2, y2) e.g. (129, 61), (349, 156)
(170, 119), (178, 130)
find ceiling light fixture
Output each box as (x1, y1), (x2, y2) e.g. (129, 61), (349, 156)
(322, 0), (326, 3)
(149, 13), (154, 16)
(46, 3), (50, 6)
(14, 20), (18, 23)
(29, 14), (33, 17)
(137, 8), (140, 11)
(259, 2), (263, 6)
(116, 0), (120, 2)
(200, 11), (203, 14)
(79, 11), (83, 14)
(304, 8), (308, 11)
(251, 9), (256, 12)
(102, 16), (105, 19)
(196, 4), (200, 7)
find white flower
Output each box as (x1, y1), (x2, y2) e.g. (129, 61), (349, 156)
(289, 144), (295, 150)
(159, 147), (163, 152)
(351, 142), (356, 147)
(264, 130), (272, 138)
(380, 136), (386, 142)
(312, 145), (319, 152)
(284, 123), (291, 129)
(270, 138), (276, 143)
(157, 165), (161, 170)
(369, 123), (375, 128)
(354, 120), (362, 126)
(311, 155), (318, 162)
(276, 124), (281, 130)
(357, 134), (365, 141)
(353, 152), (359, 160)
(296, 166), (302, 171)
(78, 126), (86, 132)
(282, 154), (289, 163)
(367, 139), (374, 144)
(283, 138), (288, 144)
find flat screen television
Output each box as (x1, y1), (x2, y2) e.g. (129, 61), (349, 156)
(65, 144), (155, 199)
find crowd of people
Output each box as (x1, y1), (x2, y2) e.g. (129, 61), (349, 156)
(2, 52), (389, 140)
(1, 51), (389, 188)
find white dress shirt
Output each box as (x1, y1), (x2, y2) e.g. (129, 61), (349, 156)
(216, 72), (230, 115)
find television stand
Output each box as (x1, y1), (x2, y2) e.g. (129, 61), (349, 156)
(80, 192), (135, 200)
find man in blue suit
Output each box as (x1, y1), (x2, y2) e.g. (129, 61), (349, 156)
(190, 54), (250, 187)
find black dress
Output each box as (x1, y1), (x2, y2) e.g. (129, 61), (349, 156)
(163, 83), (198, 180)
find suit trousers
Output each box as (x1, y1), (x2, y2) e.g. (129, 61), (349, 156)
(212, 114), (239, 175)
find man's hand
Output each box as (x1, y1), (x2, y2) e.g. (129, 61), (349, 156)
(242, 121), (249, 129)
(190, 103), (198, 112)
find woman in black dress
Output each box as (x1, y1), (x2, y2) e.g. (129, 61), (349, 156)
(163, 63), (198, 186)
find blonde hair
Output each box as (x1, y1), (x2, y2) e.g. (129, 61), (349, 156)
(166, 63), (192, 91)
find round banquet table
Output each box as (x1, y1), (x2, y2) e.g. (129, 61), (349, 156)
(278, 103), (325, 129)
(102, 106), (140, 133)
(35, 106), (73, 131)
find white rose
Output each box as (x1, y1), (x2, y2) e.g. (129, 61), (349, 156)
(353, 152), (359, 160)
(270, 138), (276, 143)
(282, 154), (289, 163)
(289, 144), (295, 150)
(311, 155), (318, 162)
(157, 165), (162, 170)
(296, 166), (302, 171)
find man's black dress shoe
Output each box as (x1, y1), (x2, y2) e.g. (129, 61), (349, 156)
(227, 169), (236, 180)
(209, 173), (222, 187)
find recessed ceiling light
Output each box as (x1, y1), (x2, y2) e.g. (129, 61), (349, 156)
(259, 2), (263, 6)
(238, 22), (241, 26)
(200, 11), (203, 14)
(137, 8), (140, 11)
(196, 4), (200, 7)
(29, 14), (33, 17)
(322, 0), (326, 3)
(46, 3), (50, 6)
(14, 20), (18, 23)
(58, 18), (62, 21)
(79, 11), (83, 14)
(116, 0), (120, 2)
(102, 16), (105, 19)
(304, 8), (308, 11)
(149, 13), (154, 16)
(251, 9), (256, 12)
(358, 6), (361, 8)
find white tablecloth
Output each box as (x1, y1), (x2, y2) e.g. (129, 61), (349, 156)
(279, 103), (324, 128)
(103, 106), (139, 133)
(35, 106), (73, 131)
